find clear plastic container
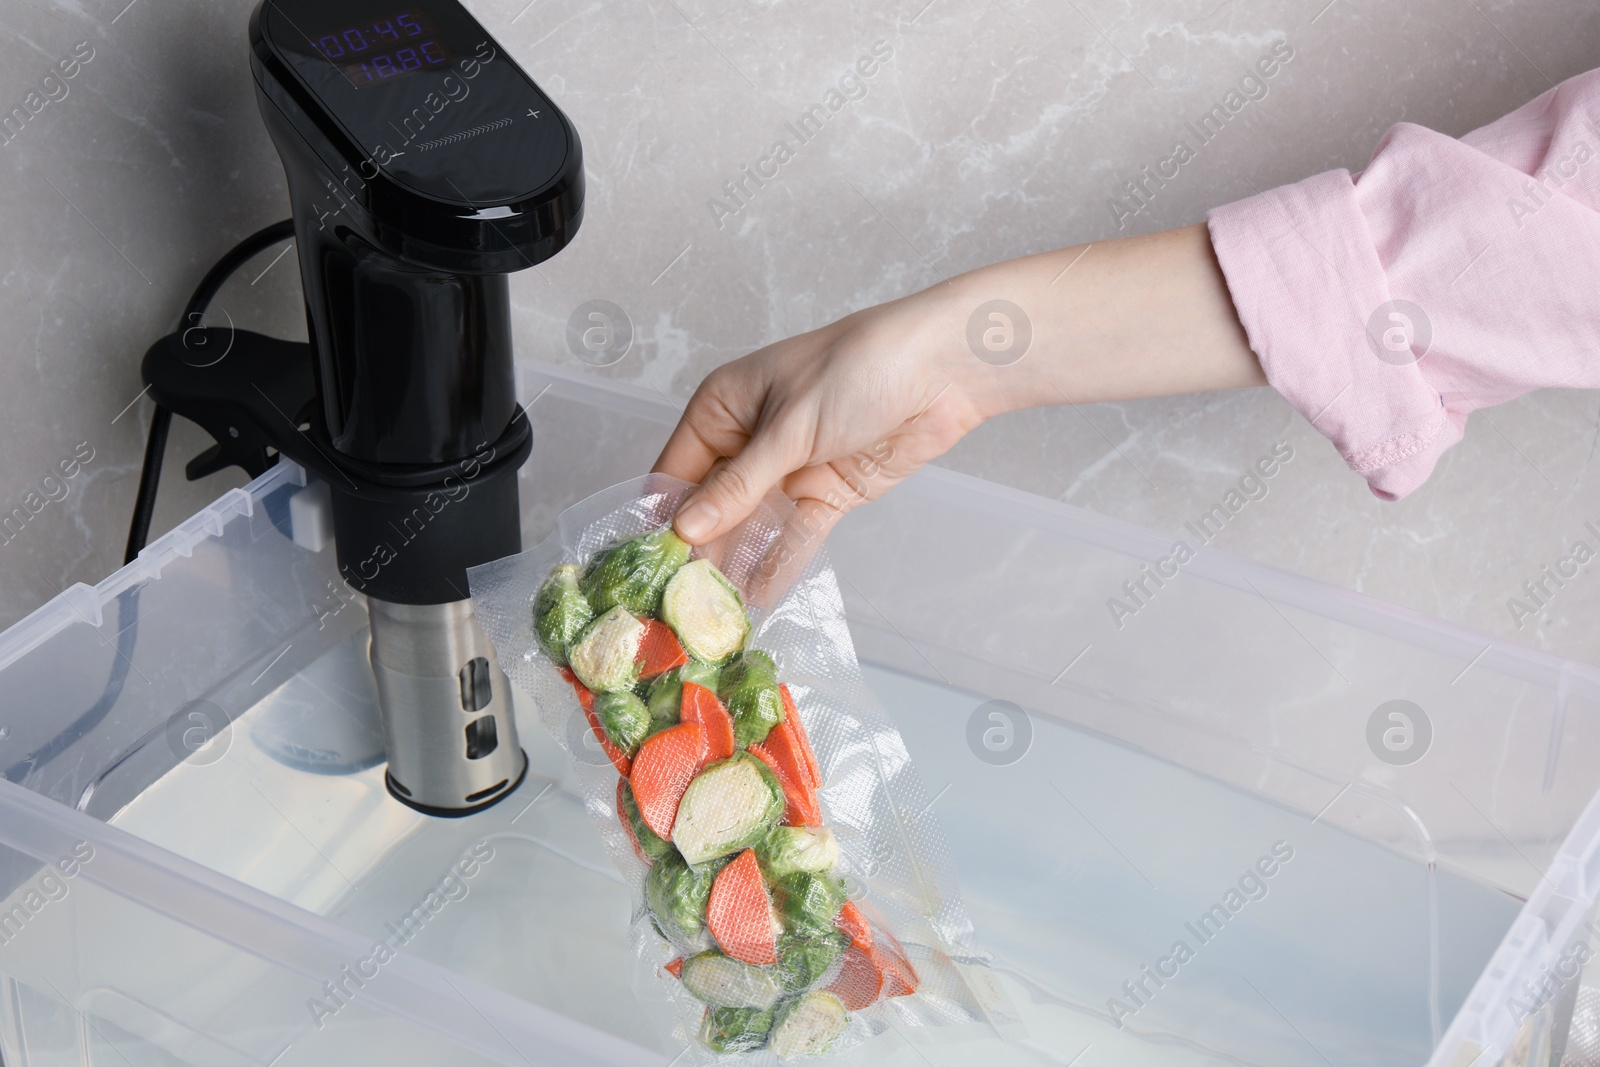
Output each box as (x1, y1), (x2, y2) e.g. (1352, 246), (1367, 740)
(0, 362), (1595, 1067)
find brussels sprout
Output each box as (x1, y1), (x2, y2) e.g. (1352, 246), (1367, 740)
(673, 753), (787, 866)
(645, 674), (682, 725)
(700, 1004), (776, 1054)
(759, 826), (840, 879)
(718, 650), (785, 748)
(680, 952), (784, 1009)
(647, 851), (722, 943)
(773, 870), (848, 941)
(582, 529), (691, 616)
(644, 659), (721, 725)
(722, 648), (778, 683)
(533, 564), (593, 665)
(768, 991), (849, 1060)
(620, 779), (674, 863)
(662, 559), (750, 665)
(681, 660), (722, 689)
(775, 932), (847, 993)
(594, 690), (651, 755)
(568, 606), (645, 692)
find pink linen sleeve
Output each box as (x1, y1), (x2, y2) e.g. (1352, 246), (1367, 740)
(1206, 67), (1600, 500)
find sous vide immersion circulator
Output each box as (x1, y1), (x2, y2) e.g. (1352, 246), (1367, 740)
(144, 0), (583, 815)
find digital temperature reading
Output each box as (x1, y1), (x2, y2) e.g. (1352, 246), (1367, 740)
(309, 12), (454, 88)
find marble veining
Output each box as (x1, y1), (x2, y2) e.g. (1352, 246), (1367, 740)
(1, 0), (1598, 676)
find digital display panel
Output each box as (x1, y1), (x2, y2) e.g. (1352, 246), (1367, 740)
(308, 11), (454, 88)
(260, 0), (572, 205)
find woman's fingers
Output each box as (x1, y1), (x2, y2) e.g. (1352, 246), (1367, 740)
(652, 352), (824, 544)
(653, 410), (739, 486)
(672, 415), (813, 544)
(651, 364), (760, 481)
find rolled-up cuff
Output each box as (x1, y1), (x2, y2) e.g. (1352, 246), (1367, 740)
(1207, 170), (1453, 500)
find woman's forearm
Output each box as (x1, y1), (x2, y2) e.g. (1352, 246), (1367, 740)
(654, 222), (1265, 545)
(890, 222), (1265, 420)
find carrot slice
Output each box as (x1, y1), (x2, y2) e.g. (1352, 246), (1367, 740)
(834, 900), (873, 950)
(706, 849), (778, 965)
(629, 722), (709, 840)
(760, 716), (818, 808)
(636, 619), (689, 679)
(826, 945), (883, 1010)
(826, 941), (917, 1009)
(559, 667), (593, 713)
(562, 668), (631, 775)
(879, 958), (917, 998)
(664, 956), (684, 979)
(777, 684), (822, 788)
(680, 683), (736, 761)
(748, 742), (822, 827)
(874, 940), (919, 998)
(869, 921), (919, 997)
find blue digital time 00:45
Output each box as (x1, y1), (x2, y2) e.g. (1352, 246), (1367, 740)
(310, 12), (454, 87)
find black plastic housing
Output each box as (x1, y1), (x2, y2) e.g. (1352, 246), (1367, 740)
(171, 0), (591, 604)
(247, 0), (583, 466)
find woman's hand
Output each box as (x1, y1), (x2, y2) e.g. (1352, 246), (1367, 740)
(653, 222), (1264, 545)
(651, 295), (990, 546)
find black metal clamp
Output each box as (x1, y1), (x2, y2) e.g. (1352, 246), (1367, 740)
(141, 327), (531, 605)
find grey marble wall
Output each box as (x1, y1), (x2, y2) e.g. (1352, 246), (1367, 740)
(3, 0), (1599, 670)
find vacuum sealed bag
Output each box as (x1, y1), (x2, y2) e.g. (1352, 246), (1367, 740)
(471, 475), (1018, 1061)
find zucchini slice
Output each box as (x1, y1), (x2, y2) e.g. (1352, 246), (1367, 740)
(680, 952), (784, 1009)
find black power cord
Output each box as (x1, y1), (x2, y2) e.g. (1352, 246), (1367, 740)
(122, 407), (172, 566)
(3, 221), (296, 786)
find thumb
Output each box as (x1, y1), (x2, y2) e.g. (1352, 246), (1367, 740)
(673, 427), (807, 545)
